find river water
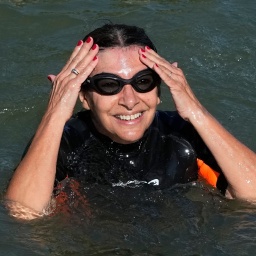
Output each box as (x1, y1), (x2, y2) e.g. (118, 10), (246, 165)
(0, 0), (256, 255)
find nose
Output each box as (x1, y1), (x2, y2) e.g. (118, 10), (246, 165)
(118, 84), (140, 110)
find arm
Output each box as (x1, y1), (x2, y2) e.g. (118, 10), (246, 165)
(139, 47), (256, 201)
(188, 109), (256, 200)
(5, 38), (99, 214)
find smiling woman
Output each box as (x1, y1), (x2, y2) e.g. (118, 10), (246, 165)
(79, 47), (160, 144)
(4, 23), (256, 219)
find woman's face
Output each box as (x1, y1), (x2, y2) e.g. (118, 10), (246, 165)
(80, 46), (160, 144)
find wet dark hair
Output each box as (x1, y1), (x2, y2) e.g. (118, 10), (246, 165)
(83, 23), (158, 52)
(82, 23), (161, 96)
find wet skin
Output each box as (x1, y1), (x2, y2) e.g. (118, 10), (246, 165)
(79, 46), (160, 144)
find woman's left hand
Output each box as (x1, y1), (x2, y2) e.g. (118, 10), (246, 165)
(139, 47), (256, 201)
(139, 47), (205, 122)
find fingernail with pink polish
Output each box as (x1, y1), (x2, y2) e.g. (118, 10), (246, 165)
(47, 76), (52, 82)
(92, 44), (97, 50)
(86, 37), (92, 43)
(142, 54), (146, 58)
(77, 40), (83, 46)
(140, 48), (145, 52)
(146, 46), (151, 50)
(93, 56), (97, 61)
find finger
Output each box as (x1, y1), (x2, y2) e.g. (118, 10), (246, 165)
(158, 65), (180, 80)
(72, 54), (99, 86)
(61, 44), (99, 90)
(139, 46), (179, 73)
(62, 37), (94, 74)
(139, 50), (156, 69)
(138, 48), (169, 71)
(61, 39), (85, 72)
(142, 46), (169, 67)
(57, 42), (99, 87)
(71, 44), (99, 79)
(144, 46), (159, 57)
(153, 63), (175, 87)
(172, 62), (178, 68)
(153, 63), (183, 89)
(154, 63), (196, 100)
(139, 51), (180, 85)
(47, 74), (56, 83)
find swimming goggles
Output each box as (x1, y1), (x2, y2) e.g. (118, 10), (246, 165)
(82, 69), (161, 96)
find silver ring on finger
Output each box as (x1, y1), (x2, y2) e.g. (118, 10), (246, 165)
(71, 68), (79, 75)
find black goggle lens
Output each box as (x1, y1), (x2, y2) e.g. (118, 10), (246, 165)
(82, 69), (161, 95)
(95, 78), (121, 94)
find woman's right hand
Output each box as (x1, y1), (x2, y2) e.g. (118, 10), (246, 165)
(4, 37), (99, 216)
(46, 37), (99, 122)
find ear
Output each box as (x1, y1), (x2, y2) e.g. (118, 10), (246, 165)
(157, 96), (161, 105)
(79, 91), (91, 110)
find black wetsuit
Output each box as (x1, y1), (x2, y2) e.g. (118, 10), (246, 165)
(56, 110), (227, 193)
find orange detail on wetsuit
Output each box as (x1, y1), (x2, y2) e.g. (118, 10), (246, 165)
(53, 178), (92, 217)
(197, 158), (220, 187)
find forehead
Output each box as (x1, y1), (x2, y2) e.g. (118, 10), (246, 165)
(92, 46), (147, 77)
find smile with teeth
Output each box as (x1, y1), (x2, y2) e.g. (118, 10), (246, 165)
(116, 112), (142, 121)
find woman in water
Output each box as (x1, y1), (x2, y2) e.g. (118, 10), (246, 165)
(5, 24), (256, 219)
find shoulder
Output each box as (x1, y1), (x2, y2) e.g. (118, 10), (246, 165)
(154, 110), (195, 136)
(64, 110), (91, 133)
(154, 111), (211, 156)
(61, 110), (93, 150)
(56, 110), (93, 181)
(154, 110), (220, 167)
